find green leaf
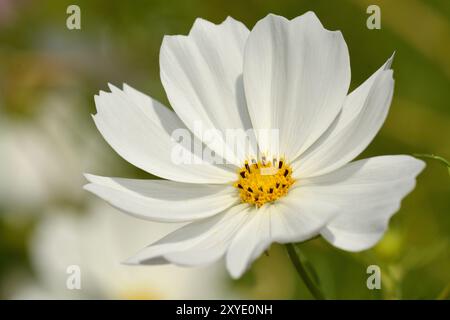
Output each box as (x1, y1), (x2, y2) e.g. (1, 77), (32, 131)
(413, 153), (450, 177)
(437, 282), (450, 300)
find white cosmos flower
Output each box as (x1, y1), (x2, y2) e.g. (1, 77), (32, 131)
(84, 12), (425, 279)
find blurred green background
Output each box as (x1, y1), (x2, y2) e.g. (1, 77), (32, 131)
(0, 0), (449, 299)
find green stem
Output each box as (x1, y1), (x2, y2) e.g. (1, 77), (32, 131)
(285, 243), (325, 300)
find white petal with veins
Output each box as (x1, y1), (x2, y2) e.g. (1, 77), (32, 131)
(301, 155), (425, 251)
(292, 55), (395, 178)
(160, 17), (255, 165)
(243, 12), (350, 159)
(124, 204), (251, 266)
(84, 174), (239, 222)
(93, 84), (235, 184)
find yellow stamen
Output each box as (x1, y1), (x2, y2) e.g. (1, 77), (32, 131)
(234, 158), (295, 208)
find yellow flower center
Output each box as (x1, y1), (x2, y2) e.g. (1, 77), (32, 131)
(234, 157), (295, 208)
(117, 287), (163, 300)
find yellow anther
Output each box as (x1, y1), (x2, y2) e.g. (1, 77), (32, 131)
(234, 158), (295, 208)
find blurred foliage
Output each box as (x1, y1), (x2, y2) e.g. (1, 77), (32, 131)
(0, 0), (449, 299)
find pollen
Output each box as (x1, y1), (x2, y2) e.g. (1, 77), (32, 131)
(234, 157), (295, 208)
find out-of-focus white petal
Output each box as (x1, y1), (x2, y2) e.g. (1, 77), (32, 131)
(0, 97), (109, 211)
(298, 155), (425, 251)
(124, 204), (251, 266)
(243, 12), (350, 159)
(292, 55), (395, 178)
(84, 174), (239, 222)
(93, 84), (235, 184)
(19, 202), (227, 299)
(160, 17), (255, 165)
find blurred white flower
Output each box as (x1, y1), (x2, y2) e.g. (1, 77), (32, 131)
(85, 12), (425, 279)
(0, 94), (109, 212)
(12, 201), (230, 299)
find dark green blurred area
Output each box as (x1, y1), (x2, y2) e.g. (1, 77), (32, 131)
(0, 0), (449, 299)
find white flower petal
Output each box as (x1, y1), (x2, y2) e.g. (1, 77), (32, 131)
(298, 155), (425, 251)
(160, 17), (254, 165)
(124, 204), (251, 266)
(84, 174), (239, 222)
(225, 205), (271, 279)
(243, 12), (350, 159)
(292, 55), (395, 178)
(93, 84), (235, 184)
(271, 188), (341, 243)
(224, 194), (339, 279)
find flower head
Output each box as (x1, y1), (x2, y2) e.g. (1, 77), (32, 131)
(85, 12), (425, 279)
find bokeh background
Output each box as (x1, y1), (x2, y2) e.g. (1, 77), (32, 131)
(0, 0), (449, 299)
